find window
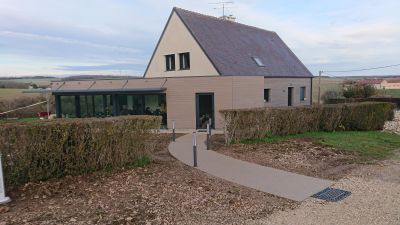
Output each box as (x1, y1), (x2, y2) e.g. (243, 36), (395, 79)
(165, 54), (175, 71)
(300, 87), (306, 101)
(264, 89), (270, 102)
(252, 57), (265, 67)
(179, 52), (190, 70)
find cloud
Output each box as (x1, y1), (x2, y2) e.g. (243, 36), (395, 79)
(0, 31), (139, 53)
(0, 0), (399, 76)
(55, 63), (145, 72)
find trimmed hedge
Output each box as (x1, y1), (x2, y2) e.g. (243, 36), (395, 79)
(221, 102), (395, 143)
(0, 116), (161, 187)
(326, 97), (400, 108)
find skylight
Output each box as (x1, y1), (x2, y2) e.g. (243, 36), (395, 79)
(252, 57), (265, 67)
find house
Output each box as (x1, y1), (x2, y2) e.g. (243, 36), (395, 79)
(383, 78), (400, 89)
(355, 78), (400, 90)
(356, 79), (385, 89)
(51, 7), (313, 129)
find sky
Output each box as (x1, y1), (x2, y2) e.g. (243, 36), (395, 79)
(0, 0), (400, 77)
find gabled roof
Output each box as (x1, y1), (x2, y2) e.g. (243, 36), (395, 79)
(386, 78), (400, 83)
(173, 7), (313, 78)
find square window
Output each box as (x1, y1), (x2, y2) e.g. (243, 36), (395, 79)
(264, 89), (270, 102)
(179, 52), (190, 70)
(165, 54), (175, 71)
(300, 87), (306, 101)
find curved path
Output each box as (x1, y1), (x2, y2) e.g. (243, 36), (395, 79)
(168, 132), (332, 201)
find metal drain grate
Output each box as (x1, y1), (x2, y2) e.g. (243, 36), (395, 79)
(312, 188), (351, 202)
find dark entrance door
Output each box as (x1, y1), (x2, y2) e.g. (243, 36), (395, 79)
(196, 93), (215, 129)
(288, 87), (293, 106)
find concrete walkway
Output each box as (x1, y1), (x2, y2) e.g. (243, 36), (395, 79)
(168, 132), (332, 201)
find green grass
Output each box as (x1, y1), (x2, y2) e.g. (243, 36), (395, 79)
(243, 131), (400, 159)
(384, 89), (400, 97)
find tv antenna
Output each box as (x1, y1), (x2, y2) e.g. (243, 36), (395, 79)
(209, 1), (234, 17)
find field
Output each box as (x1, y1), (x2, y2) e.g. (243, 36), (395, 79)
(383, 89), (400, 97)
(0, 88), (40, 100)
(4, 78), (58, 86)
(312, 77), (344, 103)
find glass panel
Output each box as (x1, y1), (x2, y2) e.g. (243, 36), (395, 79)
(93, 95), (104, 117)
(80, 95), (94, 117)
(300, 87), (306, 101)
(105, 95), (112, 116)
(118, 95), (129, 115)
(60, 96), (76, 118)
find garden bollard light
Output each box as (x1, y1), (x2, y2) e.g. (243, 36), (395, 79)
(206, 123), (210, 150)
(193, 132), (197, 167)
(172, 120), (176, 142)
(0, 153), (11, 204)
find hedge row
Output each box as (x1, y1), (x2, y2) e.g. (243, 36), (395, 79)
(326, 97), (400, 108)
(220, 102), (395, 143)
(0, 116), (161, 187)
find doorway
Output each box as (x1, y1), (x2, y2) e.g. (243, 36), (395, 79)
(288, 87), (293, 106)
(196, 93), (215, 129)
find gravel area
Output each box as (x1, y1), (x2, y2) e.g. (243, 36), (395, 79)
(249, 153), (400, 225)
(384, 110), (400, 134)
(0, 134), (297, 225)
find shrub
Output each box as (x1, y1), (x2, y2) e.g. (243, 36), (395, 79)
(343, 84), (377, 98)
(321, 90), (343, 102)
(221, 102), (395, 143)
(0, 116), (161, 188)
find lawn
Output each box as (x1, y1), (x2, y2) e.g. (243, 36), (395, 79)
(243, 131), (400, 159)
(384, 89), (400, 97)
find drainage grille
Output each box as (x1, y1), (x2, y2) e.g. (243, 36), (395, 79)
(312, 188), (351, 202)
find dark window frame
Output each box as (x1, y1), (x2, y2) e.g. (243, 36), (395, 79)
(165, 54), (175, 71)
(264, 89), (270, 102)
(300, 86), (306, 101)
(179, 52), (190, 70)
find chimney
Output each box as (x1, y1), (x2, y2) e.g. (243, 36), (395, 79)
(220, 14), (236, 22)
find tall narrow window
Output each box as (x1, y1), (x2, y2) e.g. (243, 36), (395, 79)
(165, 54), (175, 71)
(300, 86), (306, 101)
(179, 52), (190, 70)
(264, 89), (270, 102)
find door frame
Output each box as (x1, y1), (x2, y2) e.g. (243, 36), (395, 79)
(288, 87), (294, 106)
(195, 93), (215, 129)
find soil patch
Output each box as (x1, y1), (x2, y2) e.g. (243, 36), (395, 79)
(0, 134), (297, 225)
(211, 134), (359, 180)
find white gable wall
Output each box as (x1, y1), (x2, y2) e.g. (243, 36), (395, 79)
(144, 11), (219, 78)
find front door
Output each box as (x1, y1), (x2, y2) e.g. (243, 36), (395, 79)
(288, 87), (293, 106)
(196, 93), (215, 129)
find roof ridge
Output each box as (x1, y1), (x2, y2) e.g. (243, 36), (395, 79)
(173, 7), (276, 35)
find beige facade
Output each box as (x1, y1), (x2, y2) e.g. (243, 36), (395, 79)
(382, 80), (400, 89)
(264, 78), (312, 107)
(144, 11), (218, 78)
(164, 76), (264, 129)
(161, 76), (311, 129)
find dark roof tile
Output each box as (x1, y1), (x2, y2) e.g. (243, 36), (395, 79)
(174, 7), (313, 77)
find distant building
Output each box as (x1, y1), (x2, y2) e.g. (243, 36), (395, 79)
(356, 79), (385, 89)
(383, 78), (400, 89)
(356, 78), (400, 90)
